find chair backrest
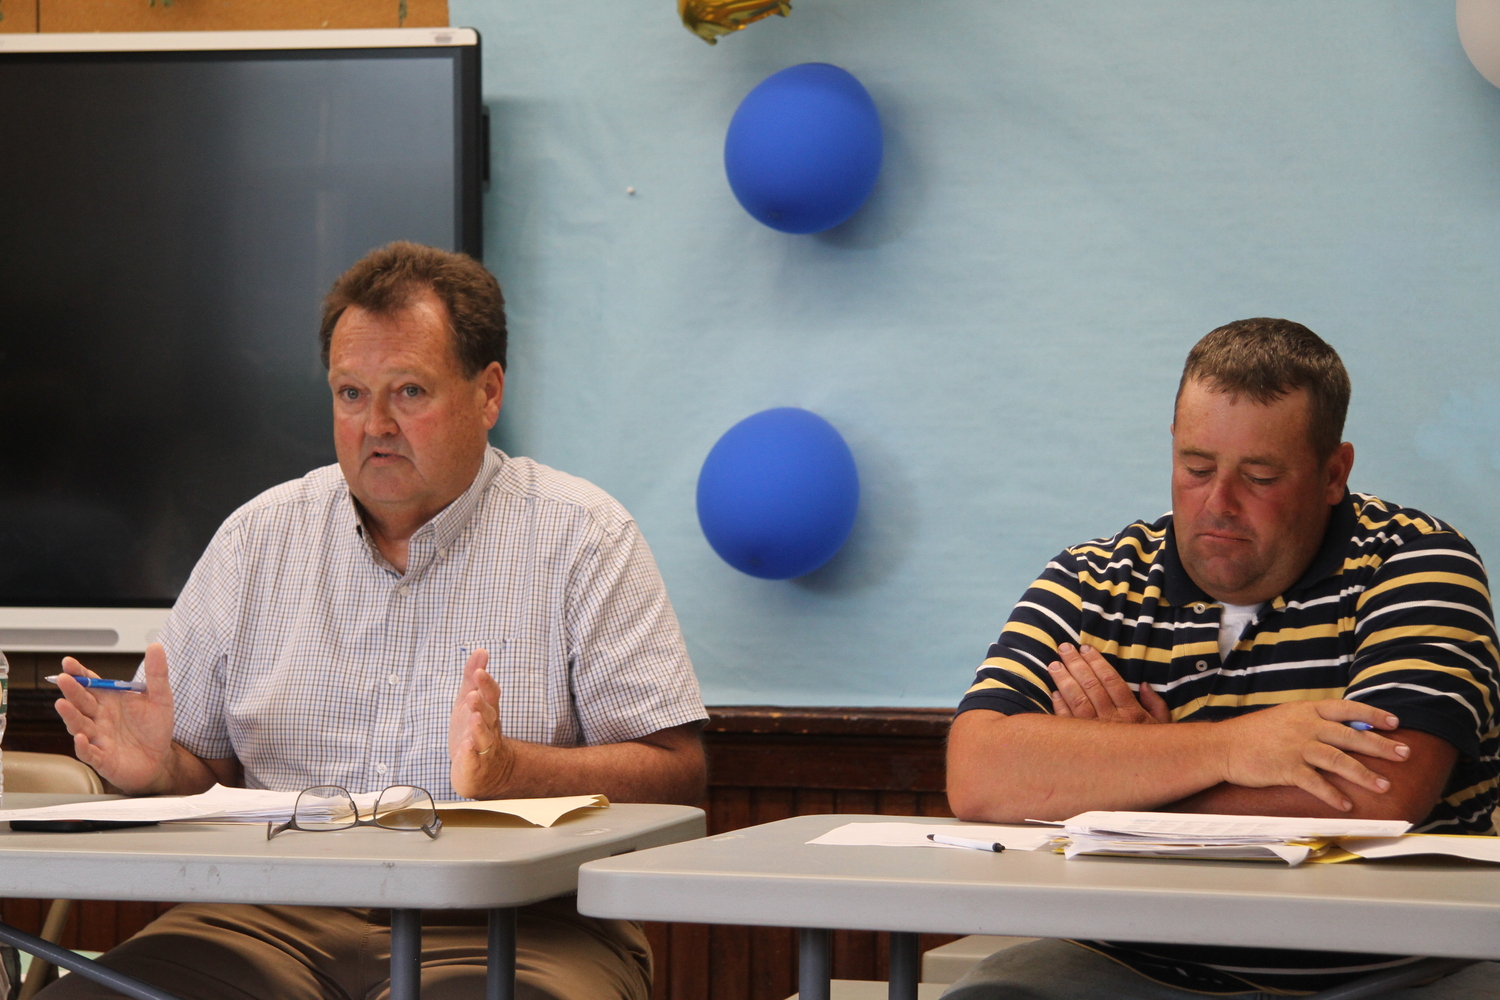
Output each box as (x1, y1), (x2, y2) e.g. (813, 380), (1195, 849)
(4, 751), (105, 794)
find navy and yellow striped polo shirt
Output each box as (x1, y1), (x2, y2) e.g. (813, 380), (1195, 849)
(957, 491), (1499, 994)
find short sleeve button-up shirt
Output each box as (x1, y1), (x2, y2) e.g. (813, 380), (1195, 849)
(155, 447), (706, 799)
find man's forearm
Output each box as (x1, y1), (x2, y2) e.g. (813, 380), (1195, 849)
(1168, 783), (1354, 818)
(1168, 729), (1456, 823)
(947, 710), (1229, 822)
(482, 733), (706, 805)
(106, 743), (238, 797)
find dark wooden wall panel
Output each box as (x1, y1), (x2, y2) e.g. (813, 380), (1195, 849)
(639, 707), (960, 1000)
(2, 700), (958, 996)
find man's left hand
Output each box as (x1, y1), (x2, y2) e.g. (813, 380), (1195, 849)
(1048, 643), (1171, 723)
(448, 648), (515, 799)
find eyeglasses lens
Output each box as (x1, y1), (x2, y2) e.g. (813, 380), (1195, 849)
(374, 785), (437, 832)
(295, 785), (359, 831)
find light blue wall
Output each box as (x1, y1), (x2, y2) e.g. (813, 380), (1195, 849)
(451, 0), (1500, 707)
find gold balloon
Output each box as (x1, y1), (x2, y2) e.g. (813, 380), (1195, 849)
(679, 0), (791, 45)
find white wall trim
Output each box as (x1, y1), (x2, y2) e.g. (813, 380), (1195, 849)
(0, 608), (172, 654)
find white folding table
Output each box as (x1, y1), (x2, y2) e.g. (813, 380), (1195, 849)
(578, 813), (1500, 1000)
(0, 793), (704, 1000)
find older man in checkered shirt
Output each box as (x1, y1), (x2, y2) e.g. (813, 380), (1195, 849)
(46, 242), (708, 1000)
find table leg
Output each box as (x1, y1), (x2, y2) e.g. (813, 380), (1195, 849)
(389, 908), (422, 1000)
(888, 932), (919, 1000)
(486, 907), (516, 1000)
(0, 920), (183, 1000)
(798, 928), (832, 1000)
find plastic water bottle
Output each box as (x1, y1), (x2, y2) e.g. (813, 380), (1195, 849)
(0, 649), (9, 803)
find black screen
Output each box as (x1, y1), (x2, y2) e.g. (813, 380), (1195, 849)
(0, 46), (481, 605)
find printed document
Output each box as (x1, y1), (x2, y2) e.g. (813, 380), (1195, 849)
(0, 785), (608, 829)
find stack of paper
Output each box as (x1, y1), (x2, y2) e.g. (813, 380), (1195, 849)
(803, 813), (1500, 868)
(1057, 812), (1411, 866)
(0, 784), (609, 829)
(1334, 835), (1500, 864)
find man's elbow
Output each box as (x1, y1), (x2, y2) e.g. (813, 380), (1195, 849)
(1347, 780), (1446, 824)
(648, 724), (707, 806)
(947, 764), (1041, 823)
(672, 744), (707, 806)
(946, 710), (1023, 822)
(946, 776), (993, 823)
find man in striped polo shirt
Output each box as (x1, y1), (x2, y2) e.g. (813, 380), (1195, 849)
(945, 319), (1500, 998)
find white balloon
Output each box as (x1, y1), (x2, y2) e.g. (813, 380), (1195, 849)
(1458, 0), (1500, 88)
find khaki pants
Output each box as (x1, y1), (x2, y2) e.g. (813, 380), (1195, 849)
(941, 940), (1500, 1000)
(36, 898), (650, 1000)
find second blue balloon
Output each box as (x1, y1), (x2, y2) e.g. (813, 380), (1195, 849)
(696, 407), (860, 580)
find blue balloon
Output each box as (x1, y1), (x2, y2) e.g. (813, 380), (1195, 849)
(724, 63), (883, 234)
(697, 408), (860, 580)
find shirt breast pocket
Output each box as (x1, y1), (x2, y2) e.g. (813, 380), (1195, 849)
(458, 635), (554, 745)
(456, 640), (505, 667)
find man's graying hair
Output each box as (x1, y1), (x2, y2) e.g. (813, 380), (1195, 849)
(320, 241), (507, 376)
(1176, 318), (1351, 460)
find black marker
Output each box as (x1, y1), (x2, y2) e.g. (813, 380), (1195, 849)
(927, 833), (1005, 853)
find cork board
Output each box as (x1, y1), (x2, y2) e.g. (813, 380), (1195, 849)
(1, 0), (448, 33)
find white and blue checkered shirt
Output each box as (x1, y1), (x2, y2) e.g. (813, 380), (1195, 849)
(154, 447), (706, 799)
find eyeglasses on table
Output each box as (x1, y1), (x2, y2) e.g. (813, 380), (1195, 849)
(267, 784), (443, 840)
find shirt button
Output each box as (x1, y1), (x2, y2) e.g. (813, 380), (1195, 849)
(387, 674), (399, 685)
(1195, 660), (1209, 672)
(374, 763), (388, 775)
(397, 585), (410, 597)
(1193, 603), (1207, 613)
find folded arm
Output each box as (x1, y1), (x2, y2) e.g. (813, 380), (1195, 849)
(1166, 728), (1455, 821)
(948, 705), (1418, 823)
(949, 643), (1441, 824)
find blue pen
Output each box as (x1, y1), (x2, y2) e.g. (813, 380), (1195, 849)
(1346, 721), (1374, 731)
(45, 675), (146, 693)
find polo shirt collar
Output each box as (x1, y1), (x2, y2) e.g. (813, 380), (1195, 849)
(422, 447), (504, 553)
(344, 447), (504, 566)
(1161, 491), (1355, 607)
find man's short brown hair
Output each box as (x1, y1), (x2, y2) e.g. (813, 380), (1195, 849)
(1176, 318), (1351, 459)
(320, 241), (506, 376)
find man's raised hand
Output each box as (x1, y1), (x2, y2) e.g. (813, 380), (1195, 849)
(1048, 643), (1170, 724)
(448, 648), (515, 800)
(53, 642), (177, 794)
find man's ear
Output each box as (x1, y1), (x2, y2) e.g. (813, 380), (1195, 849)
(479, 361), (504, 429)
(1324, 441), (1354, 504)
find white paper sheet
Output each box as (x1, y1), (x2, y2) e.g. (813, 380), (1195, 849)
(0, 796), (216, 823)
(0, 785), (348, 824)
(807, 821), (1059, 852)
(0, 785), (610, 830)
(1061, 811), (1410, 840)
(1339, 835), (1500, 863)
(1062, 835), (1313, 866)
